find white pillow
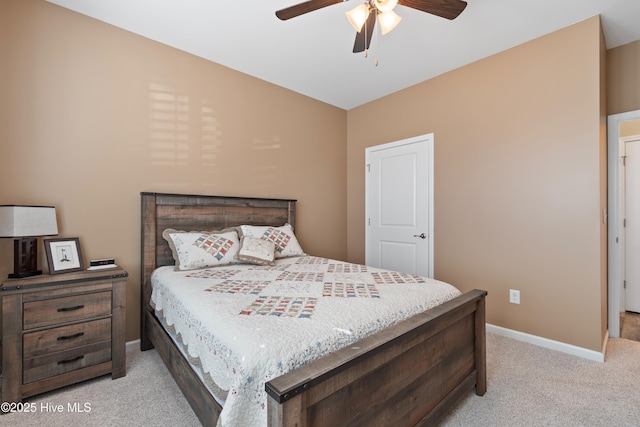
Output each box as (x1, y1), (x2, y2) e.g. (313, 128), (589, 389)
(236, 236), (276, 266)
(239, 223), (305, 259)
(163, 229), (240, 270)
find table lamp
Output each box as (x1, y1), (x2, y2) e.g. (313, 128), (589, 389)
(0, 205), (58, 278)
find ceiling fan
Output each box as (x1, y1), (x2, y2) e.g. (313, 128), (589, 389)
(276, 0), (468, 53)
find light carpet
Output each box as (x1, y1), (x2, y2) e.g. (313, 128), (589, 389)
(441, 334), (640, 426)
(2, 333), (639, 426)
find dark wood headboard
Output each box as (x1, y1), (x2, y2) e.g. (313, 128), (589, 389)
(140, 192), (297, 344)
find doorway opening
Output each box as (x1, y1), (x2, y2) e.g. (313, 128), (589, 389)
(607, 110), (640, 340)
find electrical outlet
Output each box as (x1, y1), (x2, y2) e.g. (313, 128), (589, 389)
(509, 289), (520, 304)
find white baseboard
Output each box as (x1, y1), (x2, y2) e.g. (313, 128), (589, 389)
(487, 324), (605, 363)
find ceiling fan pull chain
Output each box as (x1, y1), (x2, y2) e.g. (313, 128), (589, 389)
(364, 15), (369, 57)
(374, 13), (379, 66)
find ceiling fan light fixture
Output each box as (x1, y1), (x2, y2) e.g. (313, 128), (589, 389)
(373, 0), (399, 13)
(346, 3), (370, 32)
(378, 9), (402, 35)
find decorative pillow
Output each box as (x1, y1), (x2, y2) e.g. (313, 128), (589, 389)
(239, 223), (305, 259)
(236, 236), (276, 266)
(162, 229), (240, 271)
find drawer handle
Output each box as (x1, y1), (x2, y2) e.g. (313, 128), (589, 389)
(58, 355), (84, 365)
(57, 304), (85, 312)
(57, 332), (85, 341)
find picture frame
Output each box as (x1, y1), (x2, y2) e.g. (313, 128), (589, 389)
(44, 237), (84, 274)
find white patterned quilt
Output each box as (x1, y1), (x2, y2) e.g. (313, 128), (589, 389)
(150, 256), (461, 427)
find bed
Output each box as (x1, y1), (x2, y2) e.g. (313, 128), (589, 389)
(140, 192), (487, 426)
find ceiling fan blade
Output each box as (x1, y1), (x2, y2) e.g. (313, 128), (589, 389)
(276, 0), (343, 20)
(398, 0), (467, 20)
(353, 11), (377, 53)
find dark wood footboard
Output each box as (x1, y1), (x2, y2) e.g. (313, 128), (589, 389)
(265, 289), (486, 426)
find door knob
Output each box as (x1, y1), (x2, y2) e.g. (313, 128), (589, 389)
(413, 233), (426, 239)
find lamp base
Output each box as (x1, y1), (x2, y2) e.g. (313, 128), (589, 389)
(9, 269), (42, 279)
(10, 237), (42, 279)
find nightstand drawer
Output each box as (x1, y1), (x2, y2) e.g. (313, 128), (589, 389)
(23, 341), (112, 384)
(23, 318), (112, 359)
(23, 291), (112, 329)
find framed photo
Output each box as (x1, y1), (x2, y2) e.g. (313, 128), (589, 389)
(44, 237), (84, 274)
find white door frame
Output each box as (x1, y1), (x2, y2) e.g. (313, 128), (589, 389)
(365, 133), (434, 277)
(607, 110), (640, 337)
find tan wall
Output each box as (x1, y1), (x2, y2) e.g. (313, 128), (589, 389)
(608, 39), (640, 115)
(1, 2), (616, 352)
(620, 120), (640, 137)
(0, 0), (347, 342)
(347, 17), (606, 351)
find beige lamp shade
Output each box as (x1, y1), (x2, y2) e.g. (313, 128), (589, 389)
(373, 0), (398, 13)
(379, 9), (402, 35)
(346, 3), (370, 32)
(0, 205), (58, 237)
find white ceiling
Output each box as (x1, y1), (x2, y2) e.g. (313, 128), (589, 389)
(47, 0), (640, 110)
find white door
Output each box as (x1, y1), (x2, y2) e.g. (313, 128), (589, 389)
(625, 138), (640, 312)
(365, 134), (433, 277)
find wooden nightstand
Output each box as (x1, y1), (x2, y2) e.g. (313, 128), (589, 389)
(0, 268), (127, 404)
